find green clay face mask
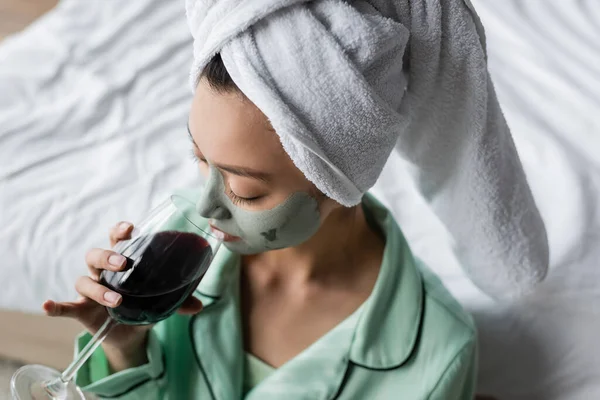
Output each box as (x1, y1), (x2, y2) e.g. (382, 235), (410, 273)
(196, 166), (321, 254)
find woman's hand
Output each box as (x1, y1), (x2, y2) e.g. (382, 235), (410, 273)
(43, 222), (204, 371)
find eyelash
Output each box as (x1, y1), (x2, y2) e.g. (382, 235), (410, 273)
(189, 149), (202, 163)
(227, 188), (261, 206)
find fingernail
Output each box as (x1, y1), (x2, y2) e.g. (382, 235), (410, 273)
(104, 291), (121, 305)
(109, 254), (126, 268)
(119, 222), (131, 232)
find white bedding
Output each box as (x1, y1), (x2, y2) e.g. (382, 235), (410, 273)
(0, 1), (598, 399)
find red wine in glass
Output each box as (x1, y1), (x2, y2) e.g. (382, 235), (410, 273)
(101, 231), (213, 325)
(11, 195), (221, 400)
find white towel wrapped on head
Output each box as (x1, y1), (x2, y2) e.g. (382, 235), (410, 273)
(185, 0), (549, 300)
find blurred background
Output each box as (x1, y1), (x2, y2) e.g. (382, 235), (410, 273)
(0, 1), (599, 399)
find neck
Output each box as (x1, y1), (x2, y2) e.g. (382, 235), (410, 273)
(243, 202), (384, 283)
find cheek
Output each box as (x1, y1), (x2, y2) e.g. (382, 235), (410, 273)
(228, 192), (321, 250)
(268, 196), (322, 246)
(259, 191), (296, 210)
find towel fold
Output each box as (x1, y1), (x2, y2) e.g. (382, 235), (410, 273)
(185, 0), (549, 299)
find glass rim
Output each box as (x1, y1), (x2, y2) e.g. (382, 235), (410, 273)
(169, 194), (222, 242)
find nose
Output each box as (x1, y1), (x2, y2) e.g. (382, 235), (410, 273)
(197, 200), (231, 220)
(196, 168), (232, 220)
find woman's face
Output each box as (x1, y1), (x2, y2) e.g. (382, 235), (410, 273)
(188, 79), (331, 254)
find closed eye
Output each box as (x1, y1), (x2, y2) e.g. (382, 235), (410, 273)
(227, 188), (262, 205)
(189, 148), (263, 205)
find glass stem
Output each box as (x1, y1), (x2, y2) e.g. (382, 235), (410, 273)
(43, 317), (118, 396)
(63, 317), (119, 382)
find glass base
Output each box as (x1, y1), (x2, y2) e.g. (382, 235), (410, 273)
(11, 365), (85, 400)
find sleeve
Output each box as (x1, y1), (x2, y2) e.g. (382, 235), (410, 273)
(427, 338), (478, 400)
(74, 329), (166, 399)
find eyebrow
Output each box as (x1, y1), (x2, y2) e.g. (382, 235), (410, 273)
(187, 124), (271, 183)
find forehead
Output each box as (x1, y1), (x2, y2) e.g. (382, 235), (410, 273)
(189, 81), (287, 169)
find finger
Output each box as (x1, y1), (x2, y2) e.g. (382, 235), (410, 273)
(109, 221), (134, 247)
(85, 248), (128, 272)
(177, 296), (203, 315)
(75, 276), (122, 307)
(43, 298), (90, 319)
(87, 265), (101, 281)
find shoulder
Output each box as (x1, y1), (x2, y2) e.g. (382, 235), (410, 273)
(418, 259), (476, 339)
(417, 258), (477, 357)
(409, 259), (477, 397)
(343, 259), (478, 398)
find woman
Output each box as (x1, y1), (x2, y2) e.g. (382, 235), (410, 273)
(44, 54), (475, 399)
(44, 0), (547, 398)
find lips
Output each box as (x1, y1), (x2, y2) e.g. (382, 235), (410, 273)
(209, 224), (241, 242)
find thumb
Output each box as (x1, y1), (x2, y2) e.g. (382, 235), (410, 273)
(177, 296), (204, 315)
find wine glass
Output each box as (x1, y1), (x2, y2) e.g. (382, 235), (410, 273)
(11, 194), (221, 400)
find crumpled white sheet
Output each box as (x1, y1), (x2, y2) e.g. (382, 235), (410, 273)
(0, 0), (197, 310)
(0, 1), (598, 399)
